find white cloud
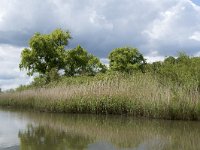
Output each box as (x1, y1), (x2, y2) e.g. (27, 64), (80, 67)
(194, 51), (200, 56)
(0, 13), (4, 22)
(89, 10), (114, 30)
(189, 32), (200, 41)
(0, 0), (200, 89)
(145, 56), (165, 63)
(142, 0), (200, 55)
(0, 45), (32, 90)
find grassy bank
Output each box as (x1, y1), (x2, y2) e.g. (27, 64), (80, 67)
(0, 73), (200, 120)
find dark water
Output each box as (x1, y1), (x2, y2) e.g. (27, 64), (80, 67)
(0, 109), (200, 150)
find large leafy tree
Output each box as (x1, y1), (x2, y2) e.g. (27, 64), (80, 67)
(108, 47), (146, 73)
(19, 29), (71, 80)
(64, 45), (107, 76)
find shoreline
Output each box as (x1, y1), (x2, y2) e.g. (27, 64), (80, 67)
(0, 94), (199, 121)
(0, 74), (199, 121)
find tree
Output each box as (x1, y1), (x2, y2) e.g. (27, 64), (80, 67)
(176, 52), (190, 64)
(149, 53), (200, 88)
(108, 47), (146, 73)
(19, 29), (71, 81)
(64, 45), (107, 76)
(164, 56), (176, 64)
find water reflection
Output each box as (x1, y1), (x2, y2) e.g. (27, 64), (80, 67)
(19, 124), (92, 150)
(1, 109), (200, 150)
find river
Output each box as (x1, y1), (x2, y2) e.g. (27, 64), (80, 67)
(0, 109), (200, 150)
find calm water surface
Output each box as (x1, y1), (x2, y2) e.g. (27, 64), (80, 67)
(0, 109), (200, 150)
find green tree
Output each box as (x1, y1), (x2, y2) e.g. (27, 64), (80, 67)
(176, 52), (190, 64)
(148, 53), (200, 89)
(64, 45), (106, 76)
(108, 47), (146, 73)
(19, 29), (71, 81)
(164, 56), (176, 64)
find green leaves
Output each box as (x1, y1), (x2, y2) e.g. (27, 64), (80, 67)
(19, 29), (71, 79)
(64, 45), (107, 76)
(150, 53), (200, 89)
(108, 47), (146, 73)
(50, 29), (71, 47)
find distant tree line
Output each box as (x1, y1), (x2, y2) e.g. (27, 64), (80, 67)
(19, 29), (145, 83)
(19, 29), (200, 89)
(147, 52), (200, 88)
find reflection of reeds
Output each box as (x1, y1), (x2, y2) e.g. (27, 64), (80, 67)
(0, 73), (200, 120)
(16, 111), (200, 150)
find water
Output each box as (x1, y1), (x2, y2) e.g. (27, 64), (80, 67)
(0, 109), (200, 150)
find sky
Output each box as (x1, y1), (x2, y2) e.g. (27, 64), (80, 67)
(0, 0), (200, 90)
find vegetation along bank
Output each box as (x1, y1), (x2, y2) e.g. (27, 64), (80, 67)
(0, 29), (200, 120)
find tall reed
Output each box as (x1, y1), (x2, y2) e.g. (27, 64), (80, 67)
(0, 73), (200, 120)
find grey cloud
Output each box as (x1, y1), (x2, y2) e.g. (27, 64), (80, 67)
(0, 45), (32, 90)
(1, 0), (200, 90)
(141, 0), (200, 56)
(0, 75), (17, 80)
(1, 0), (200, 58)
(55, 0), (200, 57)
(0, 76), (31, 90)
(0, 0), (64, 46)
(0, 30), (31, 46)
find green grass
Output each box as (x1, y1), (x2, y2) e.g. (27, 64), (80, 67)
(0, 73), (200, 120)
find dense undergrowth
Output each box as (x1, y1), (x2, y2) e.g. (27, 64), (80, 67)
(0, 72), (200, 120)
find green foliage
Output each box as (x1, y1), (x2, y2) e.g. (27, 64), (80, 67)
(108, 47), (146, 73)
(16, 85), (29, 92)
(13, 28), (200, 120)
(19, 29), (71, 77)
(149, 53), (200, 89)
(1, 73), (200, 120)
(164, 56), (176, 64)
(47, 67), (60, 82)
(31, 76), (48, 87)
(19, 30), (107, 84)
(64, 45), (107, 76)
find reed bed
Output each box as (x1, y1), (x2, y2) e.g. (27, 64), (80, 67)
(0, 73), (200, 120)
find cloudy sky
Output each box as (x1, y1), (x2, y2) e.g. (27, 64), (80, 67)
(0, 0), (200, 90)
